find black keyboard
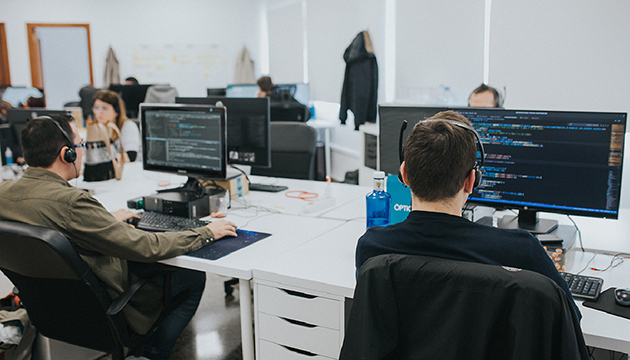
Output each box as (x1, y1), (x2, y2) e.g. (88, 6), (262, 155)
(249, 183), (288, 192)
(132, 212), (209, 232)
(560, 272), (604, 300)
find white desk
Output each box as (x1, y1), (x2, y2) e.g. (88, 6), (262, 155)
(253, 218), (630, 358)
(81, 162), (366, 360)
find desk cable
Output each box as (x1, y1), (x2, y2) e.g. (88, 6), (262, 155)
(566, 215), (584, 252)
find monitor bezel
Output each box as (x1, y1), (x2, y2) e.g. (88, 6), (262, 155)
(175, 96), (272, 169)
(140, 103), (227, 180)
(378, 104), (627, 220)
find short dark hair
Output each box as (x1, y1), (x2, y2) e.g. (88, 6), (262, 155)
(125, 76), (139, 85)
(403, 111), (477, 201)
(257, 76), (274, 93)
(469, 83), (501, 107)
(22, 114), (75, 168)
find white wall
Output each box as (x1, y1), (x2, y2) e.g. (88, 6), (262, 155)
(1, 0), (262, 101)
(489, 0), (630, 114)
(395, 0), (485, 106)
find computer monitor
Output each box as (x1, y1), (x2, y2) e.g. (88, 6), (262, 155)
(379, 105), (627, 233)
(140, 104), (227, 188)
(6, 108), (72, 159)
(207, 88), (227, 96)
(225, 84), (259, 98)
(175, 96), (271, 168)
(379, 105), (451, 175)
(109, 84), (152, 119)
(225, 83), (310, 105)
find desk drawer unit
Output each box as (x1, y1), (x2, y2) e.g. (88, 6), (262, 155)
(254, 281), (345, 360)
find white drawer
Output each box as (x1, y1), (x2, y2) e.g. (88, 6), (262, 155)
(259, 339), (335, 360)
(258, 312), (340, 359)
(257, 284), (341, 330)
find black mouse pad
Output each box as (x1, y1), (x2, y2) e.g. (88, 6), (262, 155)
(583, 288), (630, 320)
(186, 229), (271, 261)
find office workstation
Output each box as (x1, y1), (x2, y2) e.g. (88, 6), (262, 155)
(2, 1), (630, 360)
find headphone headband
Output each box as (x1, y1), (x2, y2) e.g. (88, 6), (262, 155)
(33, 115), (77, 163)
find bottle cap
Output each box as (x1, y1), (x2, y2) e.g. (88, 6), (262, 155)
(373, 171), (385, 179)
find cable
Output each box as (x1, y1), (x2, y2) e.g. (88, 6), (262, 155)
(230, 164), (251, 185)
(589, 253), (630, 272)
(575, 252), (598, 275)
(566, 215), (584, 252)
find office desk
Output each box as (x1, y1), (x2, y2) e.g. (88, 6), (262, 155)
(81, 162), (368, 360)
(253, 220), (630, 358)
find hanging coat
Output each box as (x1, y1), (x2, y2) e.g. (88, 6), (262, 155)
(234, 46), (256, 84)
(339, 31), (378, 130)
(104, 46), (120, 88)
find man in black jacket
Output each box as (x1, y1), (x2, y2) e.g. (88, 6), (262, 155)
(355, 110), (579, 317)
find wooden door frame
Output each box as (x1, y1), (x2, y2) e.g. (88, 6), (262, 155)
(0, 23), (10, 86)
(27, 23), (94, 89)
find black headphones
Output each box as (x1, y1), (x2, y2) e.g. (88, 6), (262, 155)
(398, 119), (485, 188)
(34, 116), (77, 163)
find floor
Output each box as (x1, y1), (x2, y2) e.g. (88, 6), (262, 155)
(99, 272), (244, 360)
(168, 273), (243, 360)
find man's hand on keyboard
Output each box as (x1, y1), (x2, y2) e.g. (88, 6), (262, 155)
(111, 209), (140, 223)
(207, 220), (238, 240)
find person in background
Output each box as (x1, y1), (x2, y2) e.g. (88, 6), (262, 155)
(125, 77), (139, 85)
(256, 76), (274, 98)
(92, 90), (141, 162)
(468, 83), (502, 108)
(0, 114), (239, 360)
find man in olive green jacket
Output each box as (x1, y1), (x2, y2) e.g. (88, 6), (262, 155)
(0, 115), (238, 360)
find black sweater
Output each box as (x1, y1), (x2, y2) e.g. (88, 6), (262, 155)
(356, 210), (579, 318)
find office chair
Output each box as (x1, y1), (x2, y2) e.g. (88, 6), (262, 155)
(251, 122), (317, 180)
(339, 254), (589, 360)
(0, 220), (188, 360)
(144, 85), (179, 104)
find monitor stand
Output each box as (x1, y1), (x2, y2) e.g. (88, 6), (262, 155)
(498, 209), (558, 234)
(157, 177), (222, 197)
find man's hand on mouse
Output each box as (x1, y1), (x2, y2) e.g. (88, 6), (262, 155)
(206, 220), (238, 240)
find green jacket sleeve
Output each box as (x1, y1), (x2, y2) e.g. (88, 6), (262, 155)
(61, 191), (214, 262)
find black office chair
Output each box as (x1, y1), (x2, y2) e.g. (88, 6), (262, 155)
(339, 254), (589, 360)
(251, 122), (317, 180)
(0, 220), (187, 360)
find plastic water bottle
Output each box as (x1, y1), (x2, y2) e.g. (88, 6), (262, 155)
(366, 171), (391, 228)
(4, 147), (13, 166)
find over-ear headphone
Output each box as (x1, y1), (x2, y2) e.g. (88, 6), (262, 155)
(34, 116), (77, 163)
(398, 118), (485, 188)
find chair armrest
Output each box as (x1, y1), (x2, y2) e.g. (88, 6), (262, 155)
(106, 269), (174, 316)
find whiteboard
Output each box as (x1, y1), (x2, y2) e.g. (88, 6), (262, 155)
(131, 43), (229, 97)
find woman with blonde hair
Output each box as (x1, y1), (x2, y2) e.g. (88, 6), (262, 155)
(92, 89), (141, 162)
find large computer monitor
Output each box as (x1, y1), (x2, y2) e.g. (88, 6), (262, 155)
(175, 96), (271, 168)
(225, 83), (310, 105)
(6, 108), (72, 159)
(379, 105), (627, 233)
(140, 104), (227, 188)
(109, 84), (152, 119)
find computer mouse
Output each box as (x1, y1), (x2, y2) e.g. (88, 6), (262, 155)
(125, 217), (140, 227)
(614, 288), (630, 307)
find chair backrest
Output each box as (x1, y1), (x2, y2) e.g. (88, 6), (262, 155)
(0, 220), (129, 354)
(340, 254), (589, 360)
(144, 85), (179, 104)
(251, 122), (317, 180)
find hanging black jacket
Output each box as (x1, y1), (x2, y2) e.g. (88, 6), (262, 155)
(339, 31), (378, 130)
